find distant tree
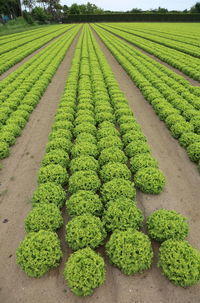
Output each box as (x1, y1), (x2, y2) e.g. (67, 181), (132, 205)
(129, 8), (142, 13)
(0, 0), (21, 17)
(32, 6), (48, 22)
(69, 3), (80, 14)
(23, 0), (36, 11)
(190, 2), (200, 12)
(157, 7), (168, 13)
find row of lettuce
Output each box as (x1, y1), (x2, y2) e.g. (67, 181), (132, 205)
(92, 24), (200, 171)
(115, 23), (200, 48)
(0, 25), (81, 160)
(103, 23), (200, 58)
(16, 25), (200, 297)
(0, 24), (74, 75)
(0, 25), (69, 55)
(96, 23), (200, 82)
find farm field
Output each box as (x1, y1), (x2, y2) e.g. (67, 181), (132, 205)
(0, 23), (200, 303)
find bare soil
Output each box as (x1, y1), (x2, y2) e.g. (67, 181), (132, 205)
(0, 28), (200, 303)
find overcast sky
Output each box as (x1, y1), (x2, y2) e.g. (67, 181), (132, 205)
(60, 0), (196, 11)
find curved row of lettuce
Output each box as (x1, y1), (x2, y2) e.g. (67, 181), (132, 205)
(97, 23), (200, 82)
(89, 25), (200, 288)
(92, 25), (200, 170)
(0, 24), (75, 75)
(16, 30), (85, 280)
(0, 26), (81, 160)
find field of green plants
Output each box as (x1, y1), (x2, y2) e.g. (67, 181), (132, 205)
(0, 23), (200, 302)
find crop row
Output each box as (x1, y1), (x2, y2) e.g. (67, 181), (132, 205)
(0, 25), (69, 55)
(0, 25), (81, 160)
(92, 25), (200, 169)
(104, 23), (200, 58)
(16, 25), (200, 297)
(96, 23), (200, 82)
(120, 24), (200, 48)
(0, 24), (75, 75)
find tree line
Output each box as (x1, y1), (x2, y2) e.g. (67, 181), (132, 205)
(0, 0), (200, 24)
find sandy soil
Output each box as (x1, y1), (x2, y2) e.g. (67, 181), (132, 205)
(0, 27), (200, 303)
(95, 25), (200, 87)
(0, 26), (75, 81)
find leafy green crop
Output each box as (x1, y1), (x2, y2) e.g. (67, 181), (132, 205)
(100, 162), (131, 182)
(122, 130), (146, 146)
(130, 153), (158, 173)
(32, 182), (66, 208)
(38, 164), (68, 186)
(97, 126), (119, 140)
(106, 229), (153, 275)
(101, 178), (136, 202)
(147, 209), (189, 242)
(75, 132), (97, 144)
(66, 214), (106, 250)
(125, 141), (151, 158)
(66, 190), (103, 217)
(158, 239), (200, 287)
(48, 129), (72, 141)
(0, 141), (10, 159)
(97, 135), (123, 151)
(41, 149), (70, 168)
(25, 204), (63, 233)
(70, 155), (99, 173)
(46, 138), (72, 154)
(16, 230), (62, 277)
(187, 142), (200, 162)
(71, 142), (98, 158)
(69, 170), (101, 193)
(99, 147), (127, 166)
(63, 247), (105, 296)
(103, 200), (144, 232)
(134, 167), (165, 194)
(179, 132), (200, 148)
(74, 122), (96, 137)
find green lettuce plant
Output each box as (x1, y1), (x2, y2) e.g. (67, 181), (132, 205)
(97, 127), (119, 140)
(99, 147), (127, 166)
(74, 122), (96, 137)
(46, 138), (72, 153)
(97, 135), (123, 151)
(101, 178), (136, 202)
(106, 229), (153, 275)
(16, 230), (62, 277)
(75, 132), (96, 144)
(134, 167), (165, 194)
(125, 141), (151, 158)
(25, 204), (63, 232)
(70, 155), (99, 173)
(66, 190), (103, 217)
(103, 200), (144, 232)
(187, 142), (200, 162)
(179, 132), (200, 148)
(71, 142), (98, 158)
(170, 121), (194, 139)
(41, 149), (69, 168)
(0, 141), (10, 159)
(69, 170), (101, 193)
(63, 247), (105, 296)
(100, 162), (131, 182)
(147, 209), (189, 242)
(32, 182), (66, 208)
(122, 130), (146, 146)
(66, 214), (106, 250)
(158, 239), (200, 287)
(48, 129), (72, 141)
(38, 164), (68, 186)
(130, 153), (158, 173)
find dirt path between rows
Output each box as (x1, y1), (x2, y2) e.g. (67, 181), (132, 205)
(0, 30), (82, 303)
(91, 30), (200, 303)
(0, 26), (75, 81)
(95, 25), (200, 87)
